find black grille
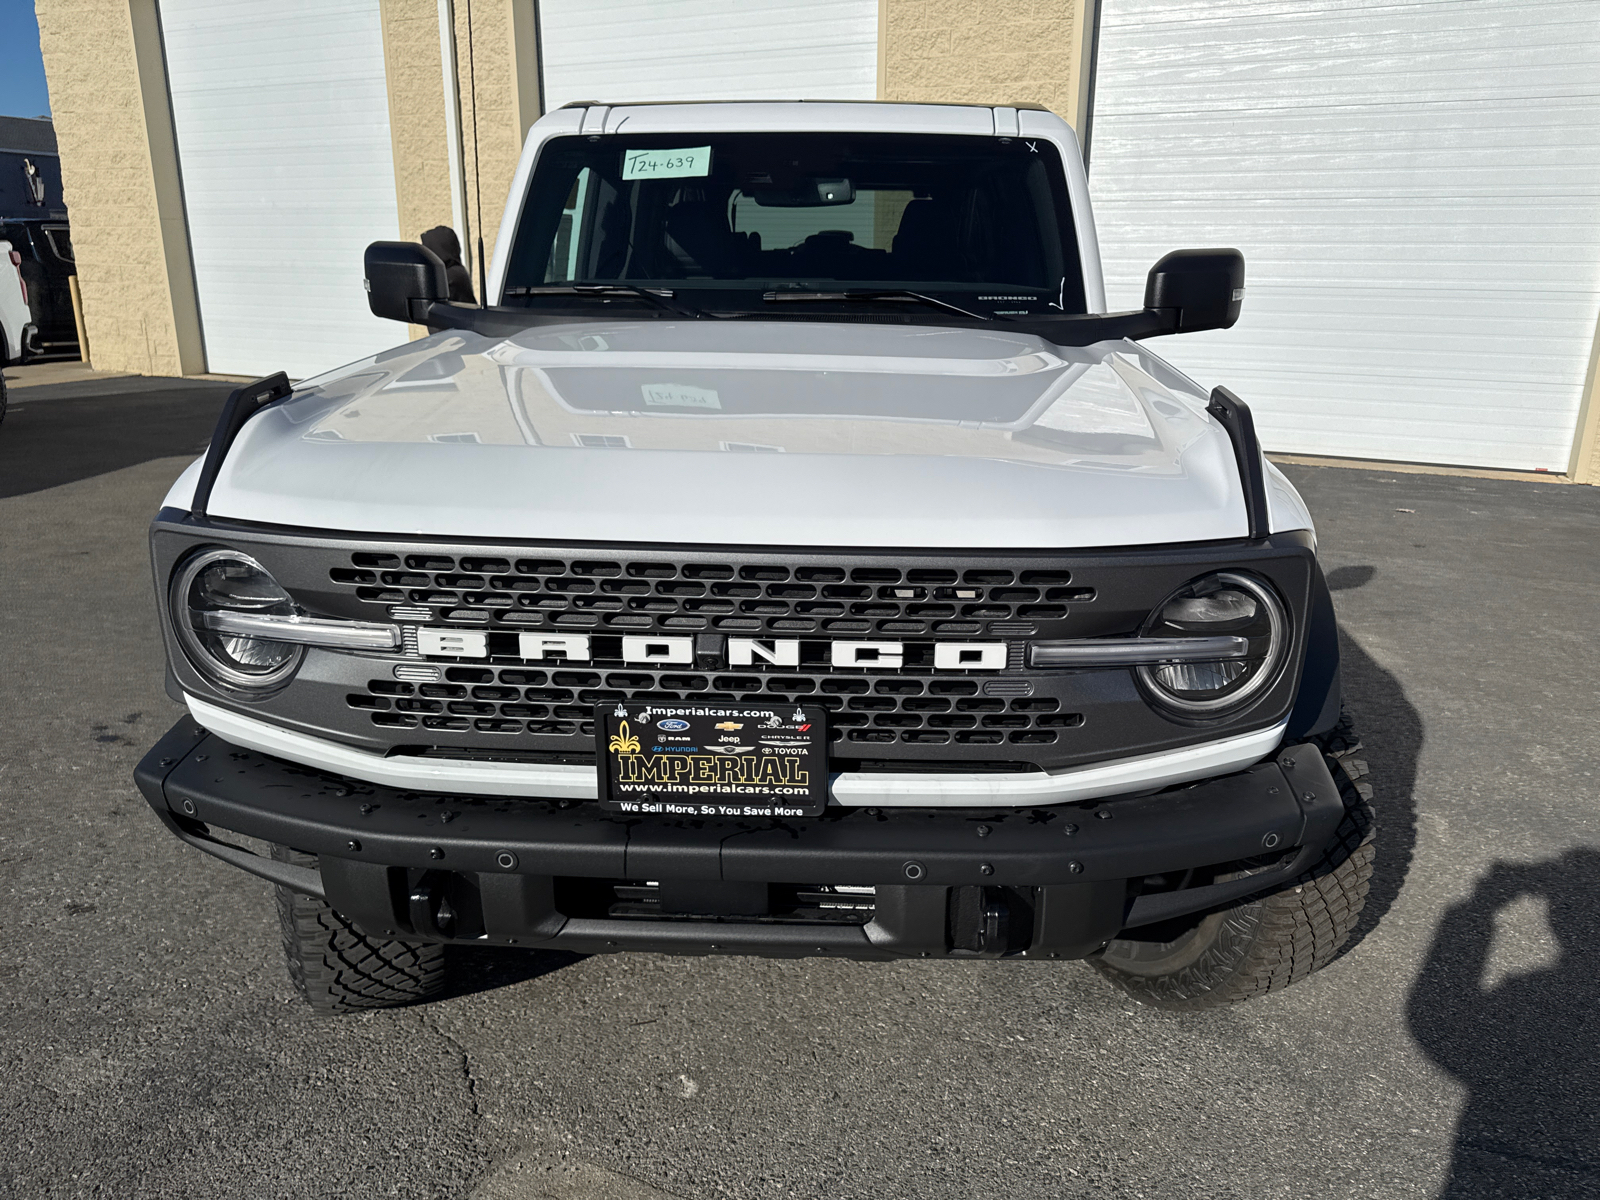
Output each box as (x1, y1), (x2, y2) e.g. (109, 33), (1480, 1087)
(153, 519), (1317, 775)
(328, 552), (1094, 638)
(602, 882), (877, 924)
(348, 666), (1084, 749)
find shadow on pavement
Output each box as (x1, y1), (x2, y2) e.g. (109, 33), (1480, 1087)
(442, 945), (587, 1001)
(0, 382), (232, 498)
(1407, 849), (1600, 1198)
(1321, 562), (1424, 958)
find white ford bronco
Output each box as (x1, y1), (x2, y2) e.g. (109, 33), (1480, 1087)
(136, 101), (1374, 1013)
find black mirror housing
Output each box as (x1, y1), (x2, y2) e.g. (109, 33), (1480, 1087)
(1144, 248), (1245, 333)
(751, 177), (855, 207)
(364, 241), (448, 323)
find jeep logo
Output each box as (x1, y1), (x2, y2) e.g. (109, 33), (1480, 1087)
(416, 631), (1008, 670)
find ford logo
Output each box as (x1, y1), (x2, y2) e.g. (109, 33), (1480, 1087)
(656, 718), (690, 731)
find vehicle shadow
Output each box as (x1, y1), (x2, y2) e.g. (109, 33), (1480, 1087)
(441, 945), (587, 1001)
(1407, 849), (1600, 1197)
(1325, 564), (1423, 957)
(0, 381), (231, 498)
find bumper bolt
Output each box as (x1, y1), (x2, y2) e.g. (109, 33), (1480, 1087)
(194, 755), (207, 763)
(1282, 758), (1296, 769)
(180, 799), (196, 816)
(429, 847), (444, 860)
(440, 811), (455, 824)
(1096, 809), (1112, 820)
(1067, 860), (1084, 874)
(1262, 831), (1282, 849)
(976, 824), (991, 837)
(1302, 791), (1317, 802)
(496, 851), (518, 871)
(1063, 823), (1078, 836)
(346, 839), (361, 852)
(979, 863), (994, 876)
(903, 860), (926, 881)
(159, 758), (174, 767)
(359, 804), (374, 815)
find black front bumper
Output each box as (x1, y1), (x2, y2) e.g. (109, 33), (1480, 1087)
(135, 718), (1345, 961)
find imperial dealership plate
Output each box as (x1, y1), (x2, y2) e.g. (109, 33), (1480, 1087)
(595, 701), (829, 817)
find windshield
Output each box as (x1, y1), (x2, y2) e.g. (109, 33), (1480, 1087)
(501, 132), (1086, 319)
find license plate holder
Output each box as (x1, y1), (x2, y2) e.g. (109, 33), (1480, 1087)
(594, 701), (829, 817)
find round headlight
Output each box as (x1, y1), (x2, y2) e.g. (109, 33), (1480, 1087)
(169, 549), (304, 694)
(1136, 572), (1288, 717)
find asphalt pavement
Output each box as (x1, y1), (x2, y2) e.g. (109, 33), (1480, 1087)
(2, 370), (1597, 1199)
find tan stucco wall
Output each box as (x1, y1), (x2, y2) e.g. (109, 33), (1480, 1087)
(1570, 315), (1600, 483)
(449, 0), (541, 284)
(878, 0), (1096, 133)
(379, 0), (456, 247)
(35, 0), (204, 375)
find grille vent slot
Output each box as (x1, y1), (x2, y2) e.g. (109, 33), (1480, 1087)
(329, 552), (1088, 638)
(349, 669), (1083, 746)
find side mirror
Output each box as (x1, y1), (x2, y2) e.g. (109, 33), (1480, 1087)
(364, 241), (448, 323)
(1144, 249), (1245, 334)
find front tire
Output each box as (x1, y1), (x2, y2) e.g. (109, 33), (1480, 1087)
(1088, 712), (1375, 1009)
(272, 846), (446, 1015)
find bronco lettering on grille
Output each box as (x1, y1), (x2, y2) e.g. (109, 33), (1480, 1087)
(415, 632), (1010, 670)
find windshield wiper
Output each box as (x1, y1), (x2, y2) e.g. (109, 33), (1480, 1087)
(762, 288), (995, 322)
(507, 284), (703, 318)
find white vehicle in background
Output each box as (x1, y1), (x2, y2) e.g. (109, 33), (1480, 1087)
(136, 100), (1376, 1015)
(0, 238), (33, 419)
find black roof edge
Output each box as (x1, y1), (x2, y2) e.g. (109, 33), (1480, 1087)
(0, 115), (57, 155)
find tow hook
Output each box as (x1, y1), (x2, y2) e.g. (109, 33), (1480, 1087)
(408, 871), (455, 939)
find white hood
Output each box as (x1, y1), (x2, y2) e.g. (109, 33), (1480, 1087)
(170, 320), (1309, 548)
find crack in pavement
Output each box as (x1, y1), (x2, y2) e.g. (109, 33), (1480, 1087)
(416, 1009), (485, 1125)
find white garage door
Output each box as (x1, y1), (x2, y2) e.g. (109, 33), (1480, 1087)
(1088, 0), (1600, 472)
(161, 0), (401, 380)
(538, 0), (879, 111)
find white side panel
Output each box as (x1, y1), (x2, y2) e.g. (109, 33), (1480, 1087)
(1089, 0), (1600, 471)
(538, 0), (879, 110)
(160, 0), (402, 379)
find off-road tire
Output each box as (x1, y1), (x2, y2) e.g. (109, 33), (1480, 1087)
(1088, 711), (1375, 1010)
(272, 846), (446, 1015)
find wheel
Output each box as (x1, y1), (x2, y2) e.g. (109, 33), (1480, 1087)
(272, 845), (446, 1014)
(1088, 711), (1375, 1009)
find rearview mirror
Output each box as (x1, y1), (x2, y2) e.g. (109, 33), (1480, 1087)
(750, 177), (855, 207)
(1143, 249), (1245, 334)
(364, 241), (448, 323)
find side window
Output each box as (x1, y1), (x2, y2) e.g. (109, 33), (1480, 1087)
(545, 168), (593, 283)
